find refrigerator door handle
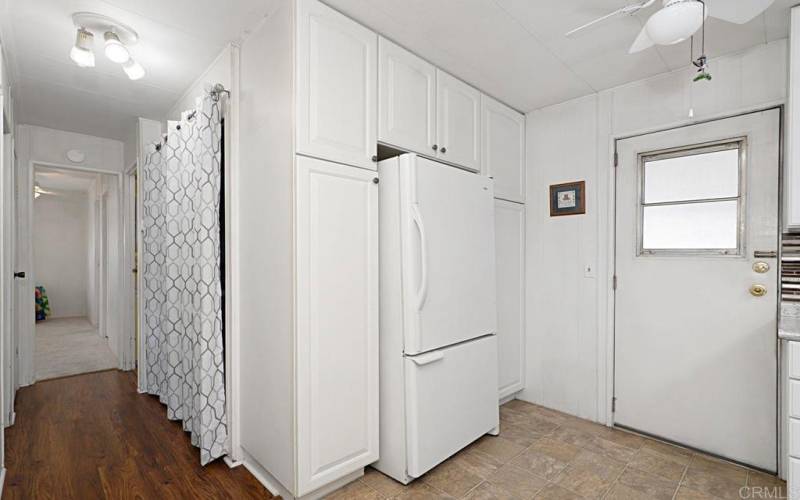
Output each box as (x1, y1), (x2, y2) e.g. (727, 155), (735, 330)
(408, 351), (444, 366)
(411, 203), (429, 310)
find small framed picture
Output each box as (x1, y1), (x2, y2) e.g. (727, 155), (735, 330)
(550, 181), (586, 217)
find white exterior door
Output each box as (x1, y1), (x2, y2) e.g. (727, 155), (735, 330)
(495, 199), (525, 399)
(614, 110), (780, 471)
(378, 37), (436, 155)
(295, 155), (379, 495)
(482, 95), (525, 203)
(296, 0), (377, 170)
(399, 155), (496, 354)
(436, 70), (481, 172)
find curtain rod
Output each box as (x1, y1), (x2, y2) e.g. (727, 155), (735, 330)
(153, 83), (229, 151)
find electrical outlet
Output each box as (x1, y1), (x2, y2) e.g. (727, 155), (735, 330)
(584, 263), (596, 278)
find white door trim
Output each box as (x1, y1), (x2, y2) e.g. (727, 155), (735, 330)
(20, 160), (132, 385)
(602, 104), (784, 469)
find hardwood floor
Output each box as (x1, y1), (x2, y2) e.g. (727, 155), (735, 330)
(4, 369), (273, 499)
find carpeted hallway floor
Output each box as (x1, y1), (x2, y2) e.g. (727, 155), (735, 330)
(35, 317), (118, 381)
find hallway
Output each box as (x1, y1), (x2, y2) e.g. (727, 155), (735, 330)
(4, 370), (271, 498)
(35, 317), (117, 381)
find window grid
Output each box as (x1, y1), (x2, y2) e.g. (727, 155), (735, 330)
(637, 139), (745, 257)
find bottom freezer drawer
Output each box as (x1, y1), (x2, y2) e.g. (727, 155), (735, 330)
(404, 335), (499, 478)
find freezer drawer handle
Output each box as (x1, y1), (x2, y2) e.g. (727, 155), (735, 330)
(411, 204), (429, 310)
(409, 351), (444, 366)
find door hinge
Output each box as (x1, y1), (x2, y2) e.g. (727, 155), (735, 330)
(612, 397), (617, 412)
(613, 151), (619, 168)
(612, 275), (618, 290)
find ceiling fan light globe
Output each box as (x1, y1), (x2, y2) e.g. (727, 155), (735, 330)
(645, 0), (705, 46)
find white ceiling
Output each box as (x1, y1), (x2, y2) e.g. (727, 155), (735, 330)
(0, 0), (276, 141)
(325, 0), (795, 112)
(0, 0), (795, 141)
(35, 165), (100, 192)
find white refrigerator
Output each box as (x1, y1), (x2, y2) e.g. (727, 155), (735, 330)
(373, 153), (499, 483)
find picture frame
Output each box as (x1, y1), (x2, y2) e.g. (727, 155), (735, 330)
(549, 181), (586, 217)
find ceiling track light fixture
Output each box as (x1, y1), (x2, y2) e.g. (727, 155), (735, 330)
(70, 12), (145, 80)
(123, 59), (145, 80)
(70, 27), (95, 67)
(104, 31), (130, 63)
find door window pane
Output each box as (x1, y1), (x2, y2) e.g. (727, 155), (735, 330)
(642, 201), (738, 250)
(639, 142), (742, 254)
(644, 148), (739, 203)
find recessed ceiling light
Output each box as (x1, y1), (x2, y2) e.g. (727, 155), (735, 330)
(69, 28), (95, 67)
(123, 59), (145, 80)
(104, 31), (130, 63)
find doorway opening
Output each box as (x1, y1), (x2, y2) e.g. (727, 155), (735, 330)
(612, 108), (781, 472)
(31, 164), (123, 381)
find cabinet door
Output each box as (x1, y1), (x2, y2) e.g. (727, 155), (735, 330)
(482, 95), (525, 203)
(296, 0), (377, 170)
(494, 199), (525, 399)
(378, 37), (436, 155)
(436, 70), (481, 172)
(295, 156), (379, 495)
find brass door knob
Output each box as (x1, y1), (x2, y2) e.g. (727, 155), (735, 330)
(749, 284), (767, 297)
(753, 262), (770, 273)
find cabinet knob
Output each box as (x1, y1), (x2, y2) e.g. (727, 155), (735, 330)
(432, 144), (438, 151)
(371, 155), (378, 162)
(440, 147), (447, 153)
(372, 177), (379, 184)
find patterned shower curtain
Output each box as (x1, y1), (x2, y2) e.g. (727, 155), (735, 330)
(141, 96), (227, 465)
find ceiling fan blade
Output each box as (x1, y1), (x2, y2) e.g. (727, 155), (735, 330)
(629, 25), (655, 53)
(707, 0), (775, 24)
(565, 0), (657, 37)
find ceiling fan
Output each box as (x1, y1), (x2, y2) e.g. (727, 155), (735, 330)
(566, 0), (776, 53)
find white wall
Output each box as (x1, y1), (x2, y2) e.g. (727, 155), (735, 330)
(86, 178), (99, 326)
(168, 46), (233, 120)
(103, 176), (121, 359)
(33, 189), (90, 318)
(522, 39), (788, 423)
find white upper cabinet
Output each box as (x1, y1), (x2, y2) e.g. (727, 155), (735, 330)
(788, 6), (800, 230)
(296, 0), (378, 170)
(378, 37), (436, 155)
(436, 70), (482, 172)
(482, 95), (525, 203)
(295, 155), (379, 495)
(494, 199), (525, 399)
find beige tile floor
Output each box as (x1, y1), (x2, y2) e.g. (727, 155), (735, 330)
(326, 399), (785, 500)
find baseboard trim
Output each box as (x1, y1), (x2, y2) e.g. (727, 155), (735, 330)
(241, 449), (291, 498)
(499, 391), (521, 406)
(240, 448), (362, 500)
(223, 455), (243, 468)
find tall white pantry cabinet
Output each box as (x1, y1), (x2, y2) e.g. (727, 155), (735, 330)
(238, 1), (378, 498)
(236, 0), (525, 498)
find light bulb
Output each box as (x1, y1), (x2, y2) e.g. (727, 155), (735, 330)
(104, 31), (130, 64)
(123, 59), (145, 80)
(70, 28), (95, 67)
